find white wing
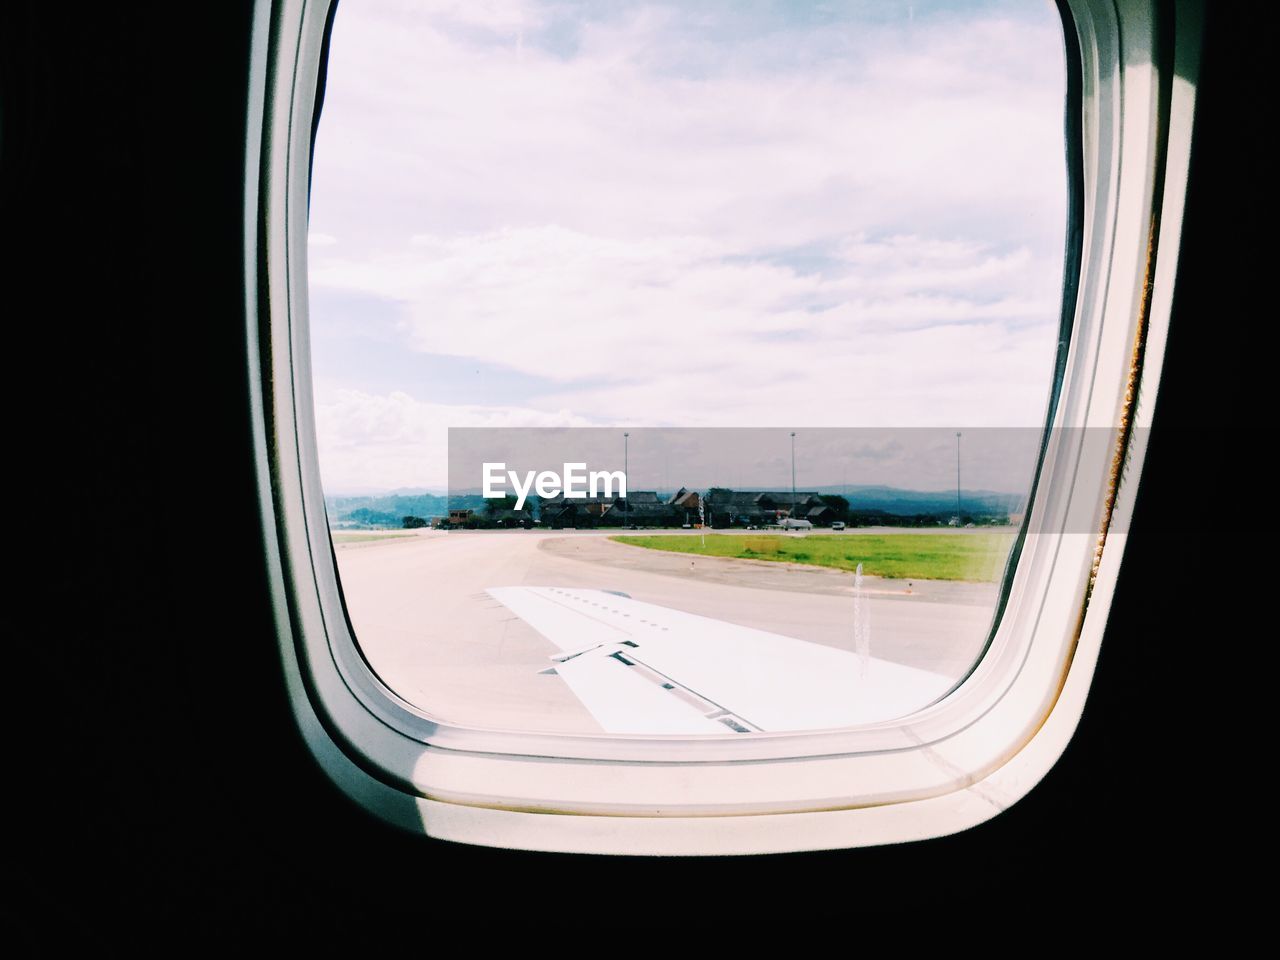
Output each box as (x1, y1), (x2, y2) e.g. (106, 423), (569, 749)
(487, 586), (955, 734)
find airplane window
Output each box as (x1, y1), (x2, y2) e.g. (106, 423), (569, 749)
(305, 0), (1069, 736)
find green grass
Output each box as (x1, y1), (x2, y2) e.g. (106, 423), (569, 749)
(608, 532), (1015, 582)
(330, 532), (419, 543)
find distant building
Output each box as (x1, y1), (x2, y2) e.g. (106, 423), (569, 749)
(604, 491), (679, 527)
(540, 492), (618, 527)
(805, 503), (835, 524)
(484, 508), (533, 528)
(667, 487), (702, 524)
(609, 501), (681, 527)
(624, 491), (661, 504)
(704, 490), (830, 526)
(539, 490), (686, 527)
(667, 487), (700, 508)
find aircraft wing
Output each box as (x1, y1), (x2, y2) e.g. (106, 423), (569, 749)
(487, 586), (955, 734)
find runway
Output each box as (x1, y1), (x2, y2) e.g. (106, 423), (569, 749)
(333, 529), (1001, 734)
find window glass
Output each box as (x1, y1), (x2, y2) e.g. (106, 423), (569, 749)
(308, 0), (1067, 734)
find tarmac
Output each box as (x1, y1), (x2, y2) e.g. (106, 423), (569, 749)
(332, 528), (1002, 734)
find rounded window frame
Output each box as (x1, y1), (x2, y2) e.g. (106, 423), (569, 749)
(246, 0), (1202, 853)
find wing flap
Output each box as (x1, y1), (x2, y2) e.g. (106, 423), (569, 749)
(488, 586), (955, 733)
(555, 651), (731, 735)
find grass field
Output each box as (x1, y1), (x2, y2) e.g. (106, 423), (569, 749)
(609, 532), (1015, 582)
(330, 532), (419, 544)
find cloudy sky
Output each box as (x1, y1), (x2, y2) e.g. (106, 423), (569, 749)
(308, 0), (1067, 493)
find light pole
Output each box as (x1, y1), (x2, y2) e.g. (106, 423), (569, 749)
(790, 431), (797, 523)
(624, 431), (629, 528)
(955, 431), (962, 524)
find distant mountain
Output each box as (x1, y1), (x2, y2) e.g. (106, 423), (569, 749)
(816, 484), (1027, 517)
(326, 492), (485, 528)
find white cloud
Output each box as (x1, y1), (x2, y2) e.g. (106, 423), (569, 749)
(315, 388), (595, 490)
(312, 2), (1065, 251)
(306, 1), (1069, 490)
(373, 0), (543, 33)
(311, 224), (1061, 427)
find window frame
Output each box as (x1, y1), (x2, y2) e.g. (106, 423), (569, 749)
(246, 0), (1202, 853)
